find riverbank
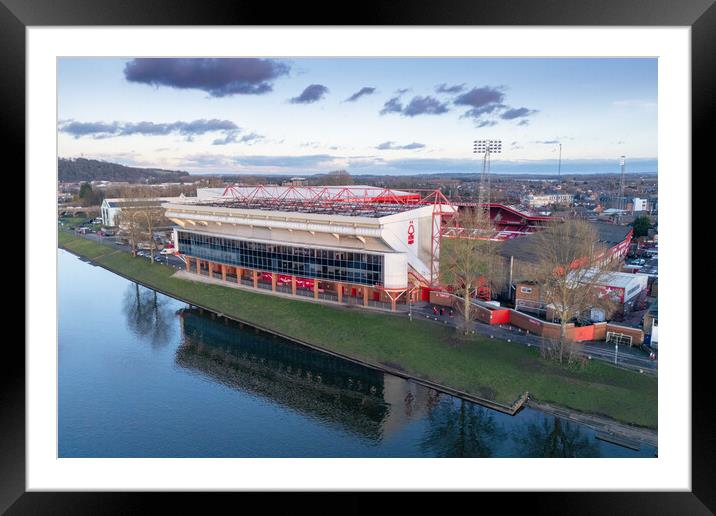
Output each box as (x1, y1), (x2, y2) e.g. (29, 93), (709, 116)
(58, 231), (658, 430)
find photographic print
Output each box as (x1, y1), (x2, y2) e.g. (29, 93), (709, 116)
(57, 56), (659, 459)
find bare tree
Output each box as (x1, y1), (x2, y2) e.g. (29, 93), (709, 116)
(321, 170), (354, 186)
(115, 186), (167, 260)
(440, 207), (499, 334)
(139, 205), (165, 260)
(132, 187), (167, 261)
(199, 176), (225, 188)
(116, 209), (142, 255)
(531, 219), (618, 365)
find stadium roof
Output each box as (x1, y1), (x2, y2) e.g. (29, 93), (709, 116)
(187, 198), (424, 218)
(499, 221), (632, 263)
(182, 185), (452, 219)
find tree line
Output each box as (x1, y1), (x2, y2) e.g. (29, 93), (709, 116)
(59, 158), (191, 183)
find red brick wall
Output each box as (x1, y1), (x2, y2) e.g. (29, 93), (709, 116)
(473, 305), (492, 324)
(430, 291), (453, 307)
(593, 322), (607, 340)
(509, 310), (545, 333)
(515, 282), (541, 303)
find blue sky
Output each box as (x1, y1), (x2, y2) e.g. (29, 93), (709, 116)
(58, 57), (657, 175)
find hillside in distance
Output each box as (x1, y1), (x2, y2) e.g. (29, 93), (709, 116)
(59, 158), (191, 183)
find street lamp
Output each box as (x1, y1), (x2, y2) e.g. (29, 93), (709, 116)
(614, 342), (619, 365)
(408, 285), (418, 321)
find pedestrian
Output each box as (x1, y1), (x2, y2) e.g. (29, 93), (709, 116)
(433, 306), (438, 315)
(440, 308), (445, 316)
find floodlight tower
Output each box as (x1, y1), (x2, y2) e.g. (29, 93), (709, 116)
(473, 139), (502, 220)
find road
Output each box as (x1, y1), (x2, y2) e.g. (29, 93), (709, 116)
(80, 231), (187, 270)
(412, 304), (657, 374)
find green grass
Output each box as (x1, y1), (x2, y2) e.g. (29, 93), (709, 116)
(58, 231), (658, 429)
(59, 216), (91, 226)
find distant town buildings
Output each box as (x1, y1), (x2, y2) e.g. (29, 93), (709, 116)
(522, 193), (574, 208)
(282, 177), (307, 186)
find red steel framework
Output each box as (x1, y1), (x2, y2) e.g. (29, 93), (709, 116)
(442, 202), (558, 241)
(217, 184), (456, 286)
(221, 184), (422, 205)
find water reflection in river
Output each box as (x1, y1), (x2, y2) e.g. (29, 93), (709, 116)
(58, 250), (655, 458)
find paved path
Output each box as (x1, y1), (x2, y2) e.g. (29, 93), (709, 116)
(413, 303), (657, 374)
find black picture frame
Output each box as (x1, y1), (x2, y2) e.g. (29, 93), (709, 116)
(6, 0), (709, 511)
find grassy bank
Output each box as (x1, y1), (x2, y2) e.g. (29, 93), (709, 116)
(58, 231), (658, 429)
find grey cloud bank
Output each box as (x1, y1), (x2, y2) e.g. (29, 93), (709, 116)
(435, 83), (466, 94)
(403, 96), (450, 116)
(379, 97), (404, 115)
(501, 107), (538, 120)
(453, 86), (538, 126)
(290, 84), (329, 104)
(123, 58), (290, 96)
(376, 141), (426, 150)
(212, 131), (265, 146)
(60, 119), (240, 139)
(380, 95), (450, 117)
(345, 87), (376, 102)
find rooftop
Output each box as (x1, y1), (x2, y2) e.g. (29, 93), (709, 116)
(104, 198), (166, 208)
(186, 198), (423, 218)
(184, 185), (441, 218)
(499, 221), (632, 262)
(587, 271), (649, 289)
(201, 184), (420, 201)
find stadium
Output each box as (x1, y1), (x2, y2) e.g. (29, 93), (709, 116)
(166, 185), (633, 311)
(166, 185), (456, 310)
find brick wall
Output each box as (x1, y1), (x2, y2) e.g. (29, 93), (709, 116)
(515, 282), (541, 303)
(593, 322), (608, 340)
(429, 291), (453, 307)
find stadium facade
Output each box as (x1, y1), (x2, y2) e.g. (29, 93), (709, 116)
(166, 186), (456, 311)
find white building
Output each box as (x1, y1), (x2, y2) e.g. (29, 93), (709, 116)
(632, 197), (649, 212)
(522, 193), (574, 208)
(100, 195), (187, 226)
(588, 271), (649, 310)
(165, 186), (455, 311)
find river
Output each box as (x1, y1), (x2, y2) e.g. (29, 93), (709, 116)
(58, 249), (655, 458)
